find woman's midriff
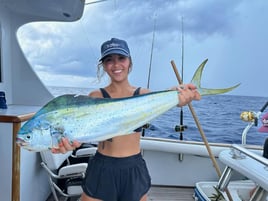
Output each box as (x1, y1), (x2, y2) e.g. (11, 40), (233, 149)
(97, 132), (141, 157)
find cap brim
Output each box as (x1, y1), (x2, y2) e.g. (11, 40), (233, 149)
(258, 126), (268, 133)
(99, 48), (130, 61)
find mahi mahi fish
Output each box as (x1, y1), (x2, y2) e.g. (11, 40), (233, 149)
(17, 90), (180, 151)
(16, 59), (240, 152)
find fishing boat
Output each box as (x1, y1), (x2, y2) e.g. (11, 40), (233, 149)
(0, 0), (267, 201)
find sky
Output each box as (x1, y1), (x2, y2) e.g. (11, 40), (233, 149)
(17, 0), (268, 97)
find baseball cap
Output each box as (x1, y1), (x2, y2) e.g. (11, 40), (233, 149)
(258, 112), (268, 133)
(99, 38), (130, 61)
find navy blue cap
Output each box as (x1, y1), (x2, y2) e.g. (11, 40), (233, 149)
(100, 38), (130, 61)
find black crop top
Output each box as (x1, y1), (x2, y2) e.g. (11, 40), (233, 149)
(100, 87), (141, 98)
(100, 87), (143, 132)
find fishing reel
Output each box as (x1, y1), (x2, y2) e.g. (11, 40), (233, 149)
(141, 123), (150, 137)
(240, 111), (258, 126)
(240, 101), (268, 145)
(142, 123), (151, 129)
(174, 125), (188, 132)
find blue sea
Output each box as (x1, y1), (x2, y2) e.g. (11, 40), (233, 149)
(48, 86), (268, 146)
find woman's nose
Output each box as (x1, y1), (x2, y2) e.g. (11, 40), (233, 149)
(112, 58), (120, 65)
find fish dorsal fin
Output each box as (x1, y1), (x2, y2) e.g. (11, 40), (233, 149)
(34, 94), (98, 116)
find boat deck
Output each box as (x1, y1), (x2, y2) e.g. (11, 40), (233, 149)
(148, 186), (195, 201)
(46, 186), (195, 201)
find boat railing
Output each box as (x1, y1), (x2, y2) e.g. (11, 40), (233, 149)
(217, 144), (268, 201)
(231, 144), (268, 167)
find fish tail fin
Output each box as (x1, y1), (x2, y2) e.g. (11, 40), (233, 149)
(191, 59), (240, 96)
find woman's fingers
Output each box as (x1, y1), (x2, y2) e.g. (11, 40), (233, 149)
(51, 138), (81, 154)
(177, 84), (201, 106)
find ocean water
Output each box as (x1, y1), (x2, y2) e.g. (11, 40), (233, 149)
(48, 86), (268, 146)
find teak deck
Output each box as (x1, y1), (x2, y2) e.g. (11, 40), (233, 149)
(46, 186), (195, 201)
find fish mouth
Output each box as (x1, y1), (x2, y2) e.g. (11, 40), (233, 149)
(16, 138), (36, 151)
(16, 137), (45, 152)
(16, 137), (29, 147)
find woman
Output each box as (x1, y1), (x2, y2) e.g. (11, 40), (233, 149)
(52, 38), (201, 201)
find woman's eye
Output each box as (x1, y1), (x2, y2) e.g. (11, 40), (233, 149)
(103, 58), (112, 63)
(119, 56), (127, 61)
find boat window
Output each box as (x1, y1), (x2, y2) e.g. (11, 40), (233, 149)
(17, 19), (102, 93)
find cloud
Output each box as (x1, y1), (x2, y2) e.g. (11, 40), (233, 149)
(16, 0), (268, 97)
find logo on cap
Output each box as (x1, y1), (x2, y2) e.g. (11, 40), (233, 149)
(105, 43), (121, 49)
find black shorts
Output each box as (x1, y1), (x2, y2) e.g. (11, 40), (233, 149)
(82, 151), (151, 201)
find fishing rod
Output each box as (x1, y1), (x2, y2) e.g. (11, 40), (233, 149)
(146, 15), (156, 89)
(174, 17), (187, 140)
(240, 101), (268, 145)
(142, 16), (156, 137)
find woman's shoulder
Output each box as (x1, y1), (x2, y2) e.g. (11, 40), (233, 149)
(138, 87), (150, 95)
(88, 89), (103, 98)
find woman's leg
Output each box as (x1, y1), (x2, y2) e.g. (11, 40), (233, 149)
(80, 193), (102, 201)
(140, 194), (147, 201)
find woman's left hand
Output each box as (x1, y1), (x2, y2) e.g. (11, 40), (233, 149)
(173, 83), (201, 106)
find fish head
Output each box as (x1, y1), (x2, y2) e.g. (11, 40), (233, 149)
(16, 129), (52, 151)
(16, 116), (53, 151)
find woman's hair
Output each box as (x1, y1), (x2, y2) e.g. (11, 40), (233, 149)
(96, 57), (133, 82)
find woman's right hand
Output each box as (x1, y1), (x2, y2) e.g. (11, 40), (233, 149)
(51, 137), (81, 154)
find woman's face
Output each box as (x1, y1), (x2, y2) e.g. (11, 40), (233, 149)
(102, 54), (131, 82)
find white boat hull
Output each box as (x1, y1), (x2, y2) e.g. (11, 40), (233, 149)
(141, 137), (262, 186)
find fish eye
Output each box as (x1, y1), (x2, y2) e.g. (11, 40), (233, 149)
(26, 135), (32, 141)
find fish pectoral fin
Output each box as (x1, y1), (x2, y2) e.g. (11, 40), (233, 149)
(50, 127), (65, 148)
(191, 59), (240, 96)
(51, 135), (61, 148)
